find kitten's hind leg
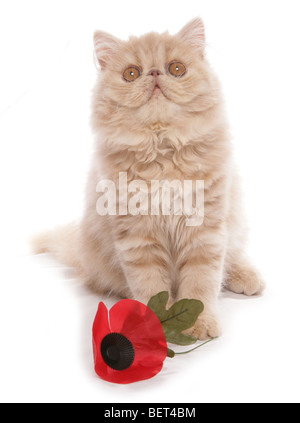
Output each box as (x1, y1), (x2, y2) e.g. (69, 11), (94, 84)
(224, 256), (265, 296)
(78, 223), (131, 299)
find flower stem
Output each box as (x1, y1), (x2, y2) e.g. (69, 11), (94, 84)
(174, 337), (218, 355)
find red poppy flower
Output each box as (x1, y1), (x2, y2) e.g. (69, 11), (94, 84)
(93, 299), (168, 384)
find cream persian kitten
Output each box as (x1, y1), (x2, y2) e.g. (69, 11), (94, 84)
(33, 18), (264, 340)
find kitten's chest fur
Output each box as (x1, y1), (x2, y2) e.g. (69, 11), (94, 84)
(103, 132), (222, 184)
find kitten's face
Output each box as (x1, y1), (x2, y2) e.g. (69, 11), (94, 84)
(93, 19), (218, 128)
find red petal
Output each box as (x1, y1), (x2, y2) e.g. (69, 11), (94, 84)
(92, 302), (111, 381)
(107, 299), (168, 384)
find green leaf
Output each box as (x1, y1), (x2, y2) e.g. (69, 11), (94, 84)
(161, 298), (204, 331)
(147, 291), (169, 322)
(163, 331), (198, 346)
(148, 292), (204, 346)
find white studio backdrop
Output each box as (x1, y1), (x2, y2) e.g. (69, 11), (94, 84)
(0, 0), (300, 403)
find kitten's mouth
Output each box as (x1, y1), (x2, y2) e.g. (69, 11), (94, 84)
(152, 82), (164, 97)
(146, 81), (168, 103)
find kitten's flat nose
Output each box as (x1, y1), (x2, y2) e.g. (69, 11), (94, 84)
(147, 69), (162, 77)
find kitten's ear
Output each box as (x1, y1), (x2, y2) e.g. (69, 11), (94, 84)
(93, 30), (120, 69)
(178, 18), (206, 55)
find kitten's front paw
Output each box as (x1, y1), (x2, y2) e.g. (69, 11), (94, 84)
(185, 312), (221, 341)
(225, 261), (265, 296)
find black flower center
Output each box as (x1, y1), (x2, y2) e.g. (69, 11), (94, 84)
(101, 333), (135, 371)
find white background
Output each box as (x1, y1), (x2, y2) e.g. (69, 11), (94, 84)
(1, 0), (300, 403)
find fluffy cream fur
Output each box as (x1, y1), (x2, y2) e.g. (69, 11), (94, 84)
(33, 18), (264, 340)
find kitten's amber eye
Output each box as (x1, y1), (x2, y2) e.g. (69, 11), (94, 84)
(123, 66), (142, 82)
(168, 62), (186, 78)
